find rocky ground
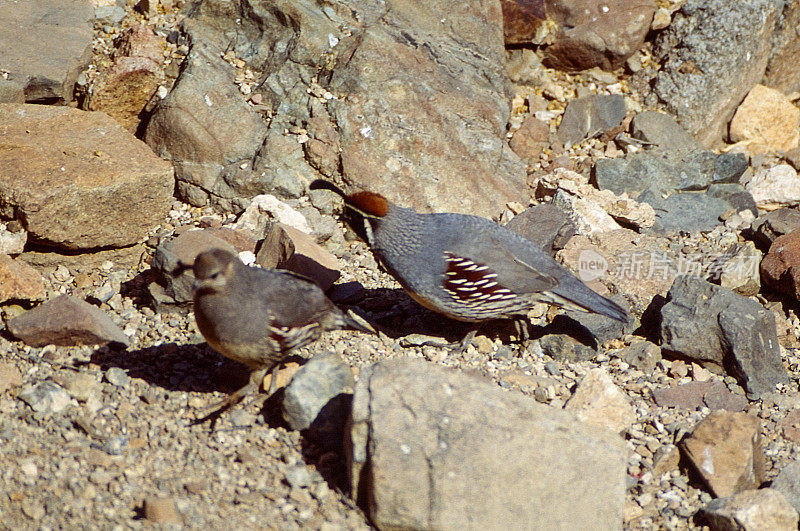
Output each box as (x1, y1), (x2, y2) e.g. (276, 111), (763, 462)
(3, 0), (800, 529)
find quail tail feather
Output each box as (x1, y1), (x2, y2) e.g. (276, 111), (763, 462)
(547, 277), (628, 322)
(338, 309), (376, 335)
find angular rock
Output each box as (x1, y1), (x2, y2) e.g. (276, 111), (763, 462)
(0, 254), (45, 303)
(149, 230), (237, 306)
(552, 189), (622, 235)
(500, 0), (547, 45)
(659, 276), (789, 399)
(504, 203), (576, 255)
(564, 368), (636, 434)
(745, 165), (800, 212)
(747, 208), (800, 248)
(618, 341), (662, 373)
(701, 382), (749, 413)
(7, 295), (129, 347)
(509, 114), (550, 161)
(0, 223), (27, 255)
(645, 0), (781, 147)
(653, 382), (713, 410)
(707, 183), (759, 217)
(557, 94), (626, 147)
(539, 333), (596, 362)
(542, 0), (655, 71)
(0, 361), (23, 395)
(349, 358), (626, 529)
(700, 488), (798, 531)
(763, 1), (800, 94)
(86, 45), (162, 131)
(255, 223), (341, 291)
(0, 104), (173, 250)
(680, 410), (765, 498)
(0, 0), (93, 103)
(772, 460), (800, 517)
(730, 84), (800, 154)
(594, 149), (749, 198)
(143, 496), (182, 525)
(234, 194), (312, 237)
(630, 110), (701, 152)
(653, 381), (748, 412)
(761, 228), (800, 300)
(718, 241), (761, 296)
(637, 189), (732, 234)
(18, 381), (72, 415)
(144, 42), (269, 211)
(537, 168), (654, 232)
(282, 352), (354, 449)
(559, 230), (678, 314)
(328, 0), (526, 218)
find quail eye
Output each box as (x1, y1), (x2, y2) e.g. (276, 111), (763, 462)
(209, 272), (220, 280)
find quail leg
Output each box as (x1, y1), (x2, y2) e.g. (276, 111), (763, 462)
(450, 328), (478, 354)
(194, 366), (271, 424)
(513, 318), (531, 342)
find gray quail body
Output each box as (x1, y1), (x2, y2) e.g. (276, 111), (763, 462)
(311, 181), (627, 342)
(191, 248), (373, 416)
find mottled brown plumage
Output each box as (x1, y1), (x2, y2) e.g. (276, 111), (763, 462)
(191, 249), (373, 418)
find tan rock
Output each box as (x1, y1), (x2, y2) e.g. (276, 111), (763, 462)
(559, 230), (675, 314)
(680, 411), (764, 498)
(349, 358), (627, 529)
(86, 63), (160, 132)
(0, 254), (45, 303)
(0, 104), (173, 250)
(730, 84), (800, 154)
(0, 361), (23, 395)
(746, 165), (800, 211)
(564, 368), (636, 434)
(701, 488), (798, 531)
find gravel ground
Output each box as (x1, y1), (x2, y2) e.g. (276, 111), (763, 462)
(3, 0), (799, 528)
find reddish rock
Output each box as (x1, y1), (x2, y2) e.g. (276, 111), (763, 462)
(761, 228), (800, 299)
(653, 382), (713, 410)
(0, 254), (45, 303)
(204, 227), (258, 254)
(7, 295), (130, 347)
(542, 0), (656, 71)
(87, 24), (164, 132)
(680, 411), (764, 498)
(256, 223), (341, 291)
(501, 0), (547, 44)
(509, 115), (550, 161)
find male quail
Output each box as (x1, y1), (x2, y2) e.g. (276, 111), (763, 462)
(191, 248), (373, 416)
(310, 180), (627, 345)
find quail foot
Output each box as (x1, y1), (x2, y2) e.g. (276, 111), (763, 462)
(311, 180), (627, 349)
(190, 248), (374, 420)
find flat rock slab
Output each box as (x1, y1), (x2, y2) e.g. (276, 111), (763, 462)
(0, 0), (93, 103)
(349, 358), (626, 529)
(0, 104), (173, 250)
(8, 294), (129, 347)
